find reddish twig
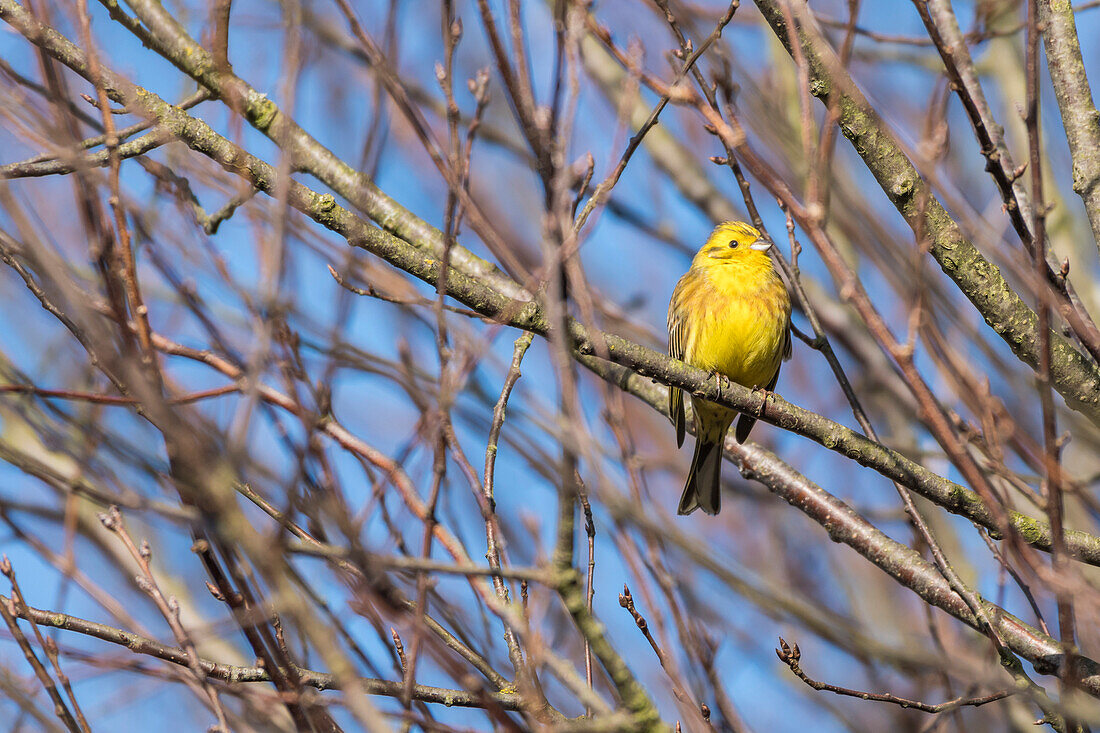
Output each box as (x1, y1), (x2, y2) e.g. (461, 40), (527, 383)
(0, 383), (239, 405)
(1025, 0), (1077, 714)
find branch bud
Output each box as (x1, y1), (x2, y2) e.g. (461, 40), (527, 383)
(98, 505), (122, 531)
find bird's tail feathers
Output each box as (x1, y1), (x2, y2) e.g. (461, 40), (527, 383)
(678, 434), (724, 515)
(735, 413), (757, 444)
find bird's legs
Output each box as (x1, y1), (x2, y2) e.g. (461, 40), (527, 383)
(714, 372), (732, 400)
(715, 373), (775, 422)
(751, 386), (775, 417)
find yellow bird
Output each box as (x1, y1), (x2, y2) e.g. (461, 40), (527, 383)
(668, 221), (792, 515)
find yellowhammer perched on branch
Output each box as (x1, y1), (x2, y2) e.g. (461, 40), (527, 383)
(668, 221), (792, 515)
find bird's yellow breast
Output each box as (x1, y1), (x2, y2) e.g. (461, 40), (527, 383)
(674, 260), (790, 388)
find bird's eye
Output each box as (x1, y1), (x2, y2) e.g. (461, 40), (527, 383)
(728, 240), (739, 249)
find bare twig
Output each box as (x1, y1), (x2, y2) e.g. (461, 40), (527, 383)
(776, 637), (1012, 715)
(0, 560), (81, 733)
(1, 562), (90, 733)
(1, 592), (528, 710)
(97, 507), (230, 731)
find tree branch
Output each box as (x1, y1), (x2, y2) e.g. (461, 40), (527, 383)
(750, 0), (1100, 425)
(1, 594), (528, 711)
(4, 0), (1098, 572)
(1038, 0), (1100, 251)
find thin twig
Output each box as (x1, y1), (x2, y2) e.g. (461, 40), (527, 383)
(1026, 0), (1078, 718)
(483, 331), (533, 680)
(1, 562), (91, 733)
(0, 560), (81, 733)
(573, 0), (737, 235)
(1, 592), (527, 710)
(97, 507), (230, 731)
(776, 638), (1012, 715)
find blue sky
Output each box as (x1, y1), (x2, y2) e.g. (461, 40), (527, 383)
(2, 0), (1099, 730)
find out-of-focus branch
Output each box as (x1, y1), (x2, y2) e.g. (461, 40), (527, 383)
(0, 582), (81, 732)
(1, 593), (528, 711)
(109, 0), (528, 302)
(1038, 0), (1100, 250)
(577, 355), (1100, 700)
(749, 0), (1100, 425)
(0, 128), (172, 178)
(5, 0), (1096, 573)
(914, 0), (1100, 374)
(151, 337), (625, 723)
(1027, 0), (1078, 713)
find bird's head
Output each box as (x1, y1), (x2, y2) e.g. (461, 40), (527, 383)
(695, 221), (772, 264)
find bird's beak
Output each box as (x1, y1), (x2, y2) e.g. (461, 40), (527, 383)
(750, 239), (772, 251)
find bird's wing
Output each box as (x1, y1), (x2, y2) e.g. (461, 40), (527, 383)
(782, 319), (792, 361)
(667, 286), (689, 448)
